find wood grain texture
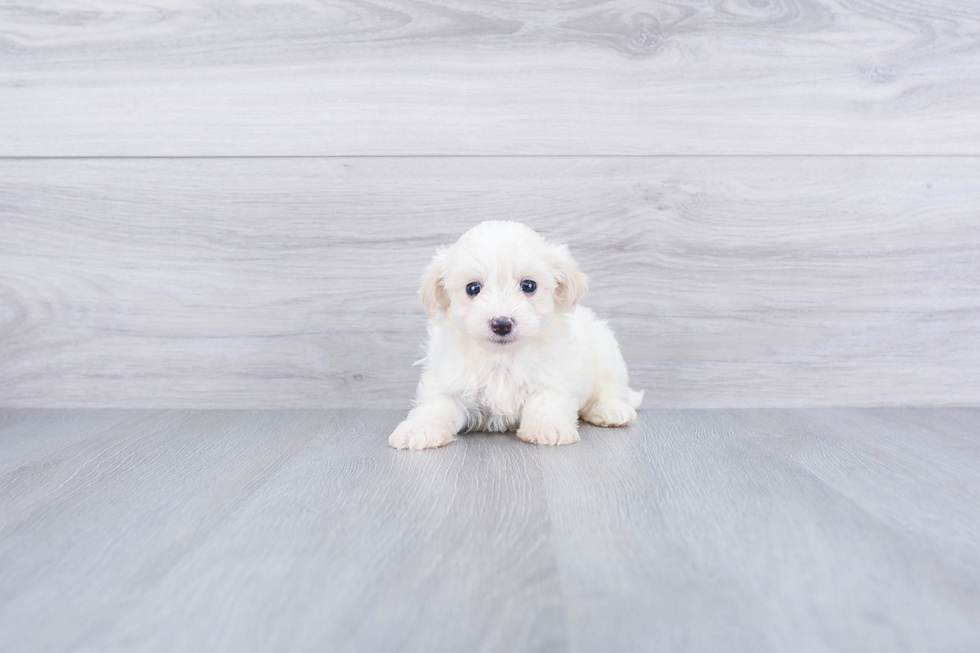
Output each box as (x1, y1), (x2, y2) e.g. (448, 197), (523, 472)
(0, 408), (978, 652)
(2, 0), (980, 155)
(2, 156), (978, 408)
(537, 407), (980, 652)
(0, 409), (565, 653)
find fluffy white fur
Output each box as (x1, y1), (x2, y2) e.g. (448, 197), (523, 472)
(389, 221), (643, 450)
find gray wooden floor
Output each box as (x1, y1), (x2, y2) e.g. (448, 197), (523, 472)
(1, 408), (978, 652)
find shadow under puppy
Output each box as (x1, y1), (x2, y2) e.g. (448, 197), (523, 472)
(390, 221), (643, 450)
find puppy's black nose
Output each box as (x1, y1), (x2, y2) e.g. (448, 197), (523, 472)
(490, 317), (513, 336)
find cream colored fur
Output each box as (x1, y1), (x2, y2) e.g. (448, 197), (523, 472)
(389, 221), (643, 450)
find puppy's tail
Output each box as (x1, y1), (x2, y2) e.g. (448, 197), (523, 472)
(626, 388), (644, 409)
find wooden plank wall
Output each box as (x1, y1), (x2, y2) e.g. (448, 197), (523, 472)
(3, 0), (980, 156)
(1, 1), (978, 408)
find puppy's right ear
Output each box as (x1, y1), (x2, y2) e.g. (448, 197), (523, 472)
(419, 248), (450, 317)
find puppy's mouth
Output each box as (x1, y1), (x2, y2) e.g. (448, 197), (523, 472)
(488, 334), (517, 345)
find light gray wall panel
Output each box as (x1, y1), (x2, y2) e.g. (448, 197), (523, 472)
(2, 0), (979, 155)
(1, 157), (977, 408)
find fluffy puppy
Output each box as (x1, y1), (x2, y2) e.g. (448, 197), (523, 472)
(389, 221), (643, 450)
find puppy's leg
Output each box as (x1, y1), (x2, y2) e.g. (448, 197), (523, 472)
(581, 373), (643, 427)
(580, 313), (643, 428)
(517, 392), (580, 446)
(389, 396), (466, 450)
(581, 398), (637, 427)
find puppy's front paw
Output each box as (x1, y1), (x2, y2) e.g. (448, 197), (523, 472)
(388, 421), (454, 450)
(517, 422), (580, 446)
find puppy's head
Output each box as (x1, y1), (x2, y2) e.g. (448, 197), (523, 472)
(419, 221), (588, 347)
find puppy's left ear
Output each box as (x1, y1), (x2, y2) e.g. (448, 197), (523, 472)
(551, 243), (588, 312)
(419, 248), (450, 317)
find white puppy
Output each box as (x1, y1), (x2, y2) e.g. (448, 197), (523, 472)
(389, 221), (643, 450)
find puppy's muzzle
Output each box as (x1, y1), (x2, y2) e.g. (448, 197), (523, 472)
(490, 317), (514, 336)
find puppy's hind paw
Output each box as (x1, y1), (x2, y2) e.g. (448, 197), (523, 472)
(517, 422), (580, 446)
(581, 400), (637, 427)
(388, 421), (454, 450)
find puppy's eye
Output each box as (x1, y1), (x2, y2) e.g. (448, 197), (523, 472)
(466, 282), (482, 296)
(520, 280), (537, 294)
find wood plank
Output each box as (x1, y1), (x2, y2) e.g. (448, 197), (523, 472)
(729, 408), (980, 572)
(1, 157), (979, 408)
(2, 1), (980, 155)
(0, 408), (978, 651)
(537, 408), (980, 652)
(0, 408), (138, 475)
(0, 409), (565, 652)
